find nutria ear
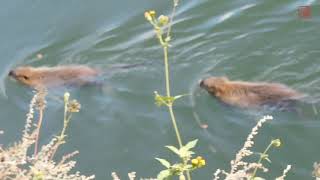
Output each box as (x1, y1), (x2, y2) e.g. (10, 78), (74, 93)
(213, 79), (230, 97)
(214, 86), (224, 97)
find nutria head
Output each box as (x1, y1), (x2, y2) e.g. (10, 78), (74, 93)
(199, 76), (229, 96)
(8, 66), (43, 88)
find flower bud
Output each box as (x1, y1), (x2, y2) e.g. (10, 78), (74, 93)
(149, 10), (156, 17)
(271, 139), (281, 147)
(158, 15), (169, 26)
(64, 92), (70, 103)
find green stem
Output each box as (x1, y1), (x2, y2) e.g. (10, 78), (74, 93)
(60, 114), (72, 139)
(163, 46), (182, 148)
(158, 0), (191, 179)
(187, 172), (191, 180)
(251, 142), (273, 179)
(163, 40), (191, 180)
(163, 47), (171, 97)
(34, 107), (44, 156)
(168, 106), (182, 147)
(50, 106), (72, 160)
(166, 0), (178, 38)
(58, 100), (71, 139)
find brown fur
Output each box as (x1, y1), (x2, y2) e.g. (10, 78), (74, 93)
(8, 65), (100, 89)
(200, 76), (304, 108)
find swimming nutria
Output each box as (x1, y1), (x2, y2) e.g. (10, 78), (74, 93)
(8, 65), (102, 89)
(199, 76), (304, 108)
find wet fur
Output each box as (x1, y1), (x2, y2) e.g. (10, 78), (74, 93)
(200, 77), (304, 108)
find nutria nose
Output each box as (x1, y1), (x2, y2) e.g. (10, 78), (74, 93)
(8, 70), (15, 77)
(199, 79), (205, 88)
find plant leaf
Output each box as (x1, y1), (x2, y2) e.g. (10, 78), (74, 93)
(184, 139), (198, 151)
(188, 151), (195, 155)
(157, 170), (171, 180)
(154, 91), (166, 106)
(184, 164), (193, 170)
(173, 94), (189, 100)
(156, 158), (171, 168)
(253, 177), (265, 180)
(265, 157), (272, 163)
(166, 145), (180, 155)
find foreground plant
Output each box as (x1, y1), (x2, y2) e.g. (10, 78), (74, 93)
(156, 139), (205, 180)
(213, 115), (291, 180)
(144, 0), (200, 179)
(313, 162), (320, 180)
(0, 91), (93, 180)
(144, 0), (202, 180)
(145, 3), (183, 148)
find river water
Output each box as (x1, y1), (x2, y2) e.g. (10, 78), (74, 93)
(0, 0), (320, 179)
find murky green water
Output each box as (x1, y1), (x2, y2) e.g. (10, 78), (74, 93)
(1, 0), (320, 179)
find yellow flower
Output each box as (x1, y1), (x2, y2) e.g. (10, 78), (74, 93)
(144, 11), (152, 21)
(271, 139), (281, 147)
(199, 159), (206, 167)
(191, 156), (206, 168)
(191, 158), (199, 166)
(144, 10), (156, 22)
(149, 10), (156, 17)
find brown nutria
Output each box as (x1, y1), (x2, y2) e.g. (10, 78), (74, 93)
(8, 65), (101, 89)
(199, 76), (304, 108)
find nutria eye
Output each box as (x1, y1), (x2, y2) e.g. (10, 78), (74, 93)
(22, 76), (29, 80)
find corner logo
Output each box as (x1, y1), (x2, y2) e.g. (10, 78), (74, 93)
(298, 5), (311, 19)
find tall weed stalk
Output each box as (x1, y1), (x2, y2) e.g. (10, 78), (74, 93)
(145, 0), (206, 179)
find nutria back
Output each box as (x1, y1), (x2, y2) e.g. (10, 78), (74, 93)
(8, 65), (100, 89)
(200, 76), (304, 108)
